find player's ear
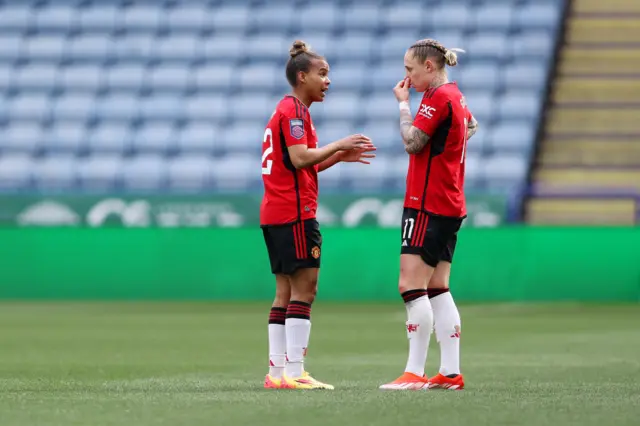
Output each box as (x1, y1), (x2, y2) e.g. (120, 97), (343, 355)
(298, 70), (307, 85)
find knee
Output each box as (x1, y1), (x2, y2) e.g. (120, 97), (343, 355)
(428, 276), (449, 290)
(306, 279), (318, 304)
(273, 288), (290, 307)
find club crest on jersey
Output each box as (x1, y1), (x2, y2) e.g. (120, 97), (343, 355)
(290, 119), (305, 140)
(311, 246), (320, 259)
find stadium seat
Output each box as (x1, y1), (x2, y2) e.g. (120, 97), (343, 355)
(25, 36), (66, 60)
(95, 94), (139, 121)
(0, 6), (33, 32)
(166, 6), (210, 32)
(212, 6), (250, 33)
(484, 154), (528, 184)
(168, 155), (214, 192)
(45, 121), (87, 154)
(430, 4), (471, 30)
(515, 3), (561, 30)
(13, 65), (58, 91)
(342, 5), (382, 31)
(0, 35), (24, 61)
(322, 93), (361, 120)
(193, 64), (233, 92)
(155, 35), (201, 62)
(122, 6), (164, 31)
(9, 94), (51, 122)
(384, 4), (425, 29)
(212, 154), (258, 191)
(148, 66), (192, 92)
(33, 155), (78, 190)
(487, 121), (537, 153)
(34, 7), (78, 32)
(77, 154), (123, 190)
(378, 32), (422, 61)
(0, 155), (33, 190)
(220, 123), (264, 154)
(68, 35), (113, 61)
(177, 123), (218, 153)
(60, 65), (104, 92)
(504, 61), (548, 90)
(88, 123), (132, 154)
(474, 4), (513, 31)
(122, 155), (168, 191)
(139, 95), (183, 121)
(498, 92), (541, 120)
(185, 95), (227, 122)
(2, 122), (43, 153)
(106, 64), (148, 92)
(78, 5), (119, 32)
(132, 122), (178, 154)
(299, 4), (340, 31)
(54, 94), (95, 121)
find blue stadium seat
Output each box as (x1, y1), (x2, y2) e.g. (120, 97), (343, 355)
(384, 4), (424, 29)
(148, 66), (192, 93)
(220, 123), (264, 154)
(466, 128), (487, 155)
(318, 161), (342, 190)
(166, 6), (210, 32)
(328, 62), (367, 92)
(185, 95), (227, 122)
(139, 95), (183, 121)
(54, 94), (95, 121)
(194, 64), (233, 92)
(498, 92), (540, 120)
(9, 94), (51, 122)
(430, 4), (471, 30)
(0, 66), (13, 93)
(342, 5), (382, 31)
(459, 63), (500, 92)
(2, 122), (43, 153)
(366, 93), (400, 120)
(155, 35), (201, 62)
(239, 63), (279, 92)
(212, 154), (258, 191)
(212, 6), (250, 33)
(122, 155), (168, 191)
(332, 33), (374, 61)
(488, 121), (536, 153)
(509, 32), (554, 59)
(474, 4), (513, 31)
(112, 34), (154, 62)
(78, 6), (119, 32)
(467, 34), (508, 60)
(202, 36), (243, 61)
(377, 32), (421, 61)
(299, 4), (340, 31)
(33, 6), (77, 32)
(515, 3), (561, 30)
(465, 91), (495, 124)
(25, 36), (66, 60)
(316, 121), (355, 146)
(0, 35), (24, 61)
(484, 154), (528, 185)
(45, 121), (87, 154)
(106, 64), (148, 91)
(33, 155), (78, 191)
(0, 154), (33, 190)
(322, 92), (361, 120)
(122, 6), (164, 31)
(60, 65), (104, 92)
(88, 123), (132, 154)
(464, 153), (482, 183)
(68, 35), (113, 61)
(230, 94), (272, 121)
(168, 155), (214, 192)
(133, 122), (178, 154)
(13, 65), (58, 91)
(371, 62), (402, 91)
(342, 154), (391, 191)
(504, 62), (547, 90)
(95, 94), (139, 121)
(244, 35), (288, 60)
(0, 6), (33, 32)
(178, 123), (218, 153)
(361, 121), (398, 150)
(78, 154), (123, 191)
(251, 5), (295, 33)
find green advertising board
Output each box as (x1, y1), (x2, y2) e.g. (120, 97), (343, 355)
(0, 194), (507, 228)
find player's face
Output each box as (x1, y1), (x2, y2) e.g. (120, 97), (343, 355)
(301, 59), (330, 103)
(404, 50), (437, 93)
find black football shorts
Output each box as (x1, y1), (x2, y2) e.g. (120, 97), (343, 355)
(400, 208), (463, 267)
(261, 219), (322, 275)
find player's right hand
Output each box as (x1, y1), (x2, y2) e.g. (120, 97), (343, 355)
(336, 134), (374, 151)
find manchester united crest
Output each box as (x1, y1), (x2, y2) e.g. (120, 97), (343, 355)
(311, 246), (320, 259)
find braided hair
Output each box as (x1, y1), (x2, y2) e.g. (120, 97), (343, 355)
(409, 39), (465, 68)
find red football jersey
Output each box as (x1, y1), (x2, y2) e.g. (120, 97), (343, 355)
(260, 96), (319, 226)
(404, 82), (473, 218)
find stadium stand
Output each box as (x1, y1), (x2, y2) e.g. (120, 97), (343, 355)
(0, 0), (564, 200)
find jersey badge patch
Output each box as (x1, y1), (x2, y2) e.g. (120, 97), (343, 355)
(290, 119), (305, 139)
(419, 104), (436, 119)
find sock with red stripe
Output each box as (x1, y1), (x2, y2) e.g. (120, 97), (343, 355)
(268, 306), (287, 379)
(429, 288), (461, 376)
(401, 289), (433, 377)
(285, 301), (312, 378)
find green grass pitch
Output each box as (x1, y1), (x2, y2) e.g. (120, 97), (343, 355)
(1, 302), (639, 426)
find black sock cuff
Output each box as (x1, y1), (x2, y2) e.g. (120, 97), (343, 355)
(427, 288), (450, 299)
(286, 300), (312, 320)
(401, 289), (428, 304)
(269, 306), (287, 325)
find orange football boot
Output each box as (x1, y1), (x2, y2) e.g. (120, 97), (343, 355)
(379, 372), (429, 390)
(428, 373), (464, 390)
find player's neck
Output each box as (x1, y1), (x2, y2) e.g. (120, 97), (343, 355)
(290, 91), (312, 107)
(429, 74), (449, 89)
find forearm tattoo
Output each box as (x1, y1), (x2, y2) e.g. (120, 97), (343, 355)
(399, 109), (430, 155)
(466, 117), (478, 140)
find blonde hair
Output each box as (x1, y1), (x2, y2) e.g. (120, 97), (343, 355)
(409, 39), (465, 68)
(285, 40), (324, 87)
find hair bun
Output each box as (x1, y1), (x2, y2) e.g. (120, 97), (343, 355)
(290, 40), (309, 57)
(444, 48), (465, 67)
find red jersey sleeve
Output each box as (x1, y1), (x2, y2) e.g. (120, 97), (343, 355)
(412, 92), (447, 137)
(279, 103), (308, 148)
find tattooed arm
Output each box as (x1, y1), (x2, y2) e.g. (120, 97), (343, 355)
(466, 116), (478, 140)
(399, 108), (430, 155)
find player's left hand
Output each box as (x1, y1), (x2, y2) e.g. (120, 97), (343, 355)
(393, 78), (411, 102)
(340, 147), (376, 164)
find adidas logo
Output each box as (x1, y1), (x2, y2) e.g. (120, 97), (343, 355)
(402, 240), (408, 247)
